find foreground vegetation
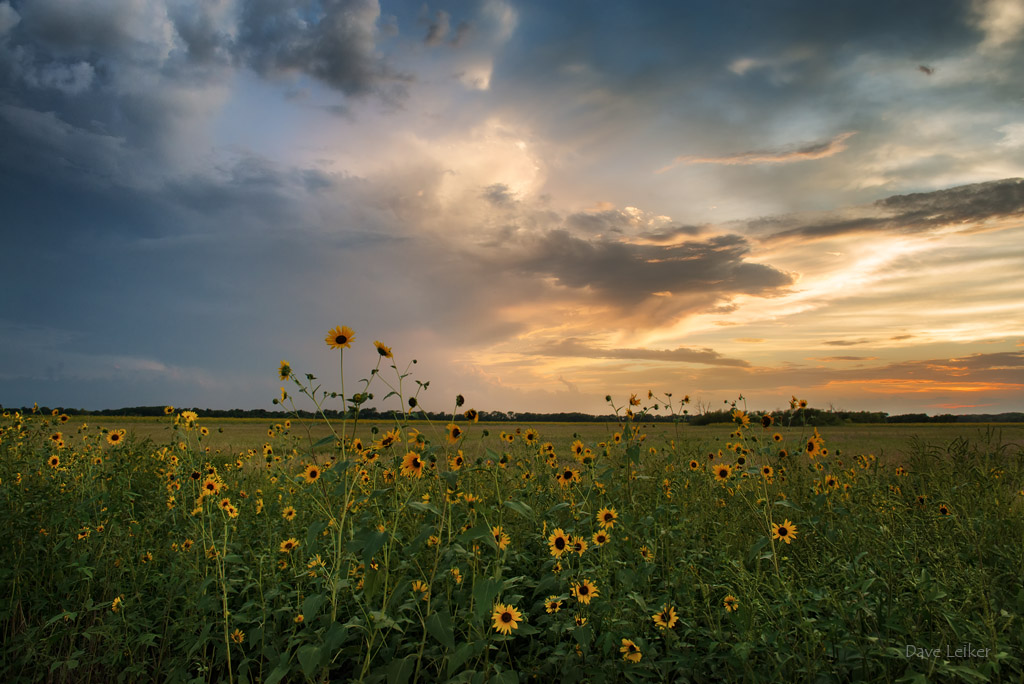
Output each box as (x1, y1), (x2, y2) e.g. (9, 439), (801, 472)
(2, 330), (1023, 683)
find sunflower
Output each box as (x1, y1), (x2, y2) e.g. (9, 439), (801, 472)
(462, 408), (478, 422)
(723, 595), (739, 612)
(278, 360), (292, 380)
(571, 536), (588, 555)
(713, 463), (732, 482)
(938, 503), (950, 516)
(773, 432), (783, 442)
(446, 424), (463, 443)
(401, 451), (424, 478)
(106, 429), (126, 445)
(377, 429), (400, 449)
(556, 467), (579, 487)
(548, 529), (569, 557)
(596, 507), (618, 528)
(492, 526), (511, 550)
(49, 431), (62, 444)
(200, 477), (221, 497)
(639, 545), (654, 562)
(230, 628), (244, 644)
(491, 603), (522, 635)
(373, 341), (393, 359)
(325, 325), (355, 350)
(164, 406), (174, 415)
(772, 519), (798, 544)
(200, 426), (210, 437)
(761, 414), (774, 428)
(450, 568), (463, 584)
(545, 596), (562, 613)
(449, 451), (465, 470)
(48, 455), (60, 468)
(592, 530), (610, 546)
(111, 596), (123, 613)
(303, 464), (322, 484)
(571, 579), (599, 604)
(282, 506), (297, 521)
(762, 465), (774, 479)
(279, 538), (299, 553)
(524, 428), (539, 445)
(620, 639), (642, 663)
(411, 579), (429, 598)
(688, 459), (701, 471)
(652, 604), (678, 630)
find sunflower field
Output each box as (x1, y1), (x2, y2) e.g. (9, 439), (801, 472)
(2, 328), (1024, 683)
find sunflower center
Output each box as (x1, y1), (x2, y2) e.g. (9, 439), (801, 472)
(579, 585), (589, 595)
(555, 538), (565, 549)
(501, 612), (512, 623)
(778, 527), (788, 536)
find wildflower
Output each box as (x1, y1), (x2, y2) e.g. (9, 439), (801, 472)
(620, 639), (642, 663)
(463, 408), (479, 422)
(325, 325), (355, 350)
(545, 596), (562, 613)
(571, 536), (588, 555)
(772, 519), (798, 544)
(938, 503), (950, 516)
(401, 451), (424, 478)
(230, 628), (244, 644)
(761, 465), (774, 479)
(164, 406), (174, 415)
(294, 614), (304, 624)
(446, 423), (463, 443)
(571, 579), (599, 604)
(548, 528), (569, 557)
(573, 614), (587, 626)
(182, 539), (194, 551)
(303, 464), (322, 484)
(48, 455), (60, 468)
(491, 603), (522, 635)
(106, 429), (126, 445)
(411, 580), (430, 598)
(111, 596), (123, 612)
(280, 538), (299, 553)
(373, 341), (393, 359)
(596, 507), (618, 528)
(639, 545), (654, 562)
(713, 463), (732, 482)
(451, 568), (462, 584)
(773, 432), (783, 442)
(492, 526), (511, 550)
(282, 506), (297, 521)
(652, 605), (678, 630)
(592, 530), (610, 546)
(723, 595), (740, 612)
(688, 459), (701, 471)
(449, 451), (465, 470)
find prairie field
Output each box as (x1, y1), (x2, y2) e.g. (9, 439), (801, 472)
(3, 373), (1024, 683)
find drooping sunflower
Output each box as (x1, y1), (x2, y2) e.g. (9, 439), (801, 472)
(491, 603), (522, 635)
(492, 526), (511, 550)
(411, 580), (429, 597)
(772, 519), (798, 544)
(373, 341), (393, 359)
(723, 595), (739, 612)
(303, 464), (322, 484)
(652, 604), (679, 630)
(230, 628), (244, 644)
(571, 579), (599, 605)
(325, 325), (355, 350)
(596, 507), (618, 528)
(548, 528), (569, 557)
(401, 451), (424, 478)
(279, 538), (299, 553)
(620, 639), (642, 663)
(278, 360), (292, 381)
(446, 424), (463, 443)
(761, 414), (774, 428)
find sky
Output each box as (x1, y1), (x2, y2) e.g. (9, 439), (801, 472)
(1, 0), (1023, 416)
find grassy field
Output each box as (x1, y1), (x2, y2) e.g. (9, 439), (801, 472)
(3, 400), (1024, 683)
(77, 414), (1024, 466)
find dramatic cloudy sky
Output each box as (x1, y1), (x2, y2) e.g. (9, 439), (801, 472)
(2, 0), (1024, 415)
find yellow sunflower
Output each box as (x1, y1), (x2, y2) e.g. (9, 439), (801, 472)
(401, 451), (424, 478)
(303, 464), (322, 484)
(723, 594), (740, 612)
(491, 603), (522, 635)
(548, 528), (569, 557)
(772, 519), (798, 544)
(571, 579), (599, 604)
(278, 360), (292, 380)
(596, 507), (618, 528)
(652, 604), (678, 630)
(446, 423), (463, 443)
(620, 638), (642, 663)
(492, 526), (511, 550)
(279, 538), (299, 553)
(373, 341), (393, 359)
(325, 325), (355, 350)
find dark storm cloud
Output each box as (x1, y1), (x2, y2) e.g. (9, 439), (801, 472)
(482, 182), (516, 206)
(505, 230), (793, 306)
(235, 0), (406, 96)
(761, 178), (1024, 241)
(529, 338), (750, 367)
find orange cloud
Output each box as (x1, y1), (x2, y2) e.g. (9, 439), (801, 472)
(825, 379), (1024, 394)
(658, 131), (855, 172)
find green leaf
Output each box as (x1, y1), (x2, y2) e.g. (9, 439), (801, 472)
(310, 435), (337, 450)
(302, 593), (326, 621)
(426, 611), (456, 651)
(774, 499), (804, 512)
(491, 670), (519, 684)
(503, 500), (534, 518)
(408, 501), (441, 516)
(306, 520), (328, 548)
(387, 655), (417, 684)
(747, 536), (771, 563)
(472, 578), (503, 621)
(448, 640), (485, 678)
(297, 645), (321, 679)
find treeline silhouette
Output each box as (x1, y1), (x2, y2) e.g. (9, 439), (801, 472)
(7, 405), (1024, 424)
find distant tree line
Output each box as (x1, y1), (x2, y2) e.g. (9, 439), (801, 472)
(6, 404), (1024, 424)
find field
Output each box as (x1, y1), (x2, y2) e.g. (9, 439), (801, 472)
(3, 383), (1024, 682)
